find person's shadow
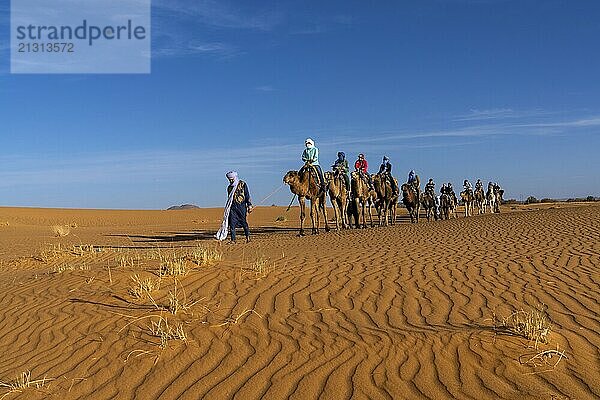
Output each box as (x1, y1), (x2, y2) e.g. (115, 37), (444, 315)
(106, 226), (298, 244)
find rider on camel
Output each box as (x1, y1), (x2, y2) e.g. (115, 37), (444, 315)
(408, 170), (417, 185)
(447, 182), (458, 205)
(378, 156), (398, 194)
(475, 179), (483, 192)
(354, 153), (374, 190)
(425, 178), (435, 196)
(301, 138), (326, 192)
(463, 179), (473, 194)
(332, 151), (350, 191)
(407, 169), (420, 192)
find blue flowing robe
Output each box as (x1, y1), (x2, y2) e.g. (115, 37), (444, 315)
(227, 180), (252, 239)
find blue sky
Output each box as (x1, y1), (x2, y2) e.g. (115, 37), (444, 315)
(0, 0), (599, 209)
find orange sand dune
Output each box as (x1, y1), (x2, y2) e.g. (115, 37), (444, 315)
(0, 203), (598, 399)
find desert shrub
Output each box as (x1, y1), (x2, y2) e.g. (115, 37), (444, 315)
(525, 196), (539, 204)
(51, 225), (70, 237)
(503, 199), (520, 205)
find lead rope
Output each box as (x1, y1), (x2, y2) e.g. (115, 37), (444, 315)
(286, 194), (296, 211)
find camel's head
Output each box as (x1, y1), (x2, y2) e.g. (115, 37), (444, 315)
(323, 171), (333, 182)
(400, 183), (409, 194)
(283, 171), (298, 185)
(350, 171), (360, 181)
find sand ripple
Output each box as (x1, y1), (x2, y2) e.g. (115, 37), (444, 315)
(0, 205), (598, 399)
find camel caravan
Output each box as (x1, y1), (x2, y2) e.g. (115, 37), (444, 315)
(283, 139), (504, 235)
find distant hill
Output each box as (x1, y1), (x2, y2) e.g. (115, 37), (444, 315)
(166, 204), (200, 210)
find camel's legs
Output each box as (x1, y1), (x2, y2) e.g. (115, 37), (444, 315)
(321, 196), (330, 232)
(360, 200), (367, 228)
(298, 197), (306, 236)
(340, 198), (348, 228)
(331, 199), (340, 230)
(310, 200), (317, 234)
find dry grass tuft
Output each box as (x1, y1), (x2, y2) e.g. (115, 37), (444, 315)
(494, 305), (551, 349)
(71, 244), (102, 256)
(51, 225), (71, 237)
(275, 215), (287, 222)
(159, 257), (189, 277)
(211, 309), (262, 328)
(128, 274), (161, 299)
(147, 316), (187, 349)
(240, 256), (275, 280)
(165, 281), (205, 316)
(519, 345), (568, 372)
(0, 370), (52, 399)
(190, 245), (223, 266)
(52, 264), (90, 274)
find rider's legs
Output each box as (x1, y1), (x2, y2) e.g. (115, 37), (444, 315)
(343, 173), (350, 192)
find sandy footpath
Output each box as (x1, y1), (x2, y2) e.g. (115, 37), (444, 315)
(0, 203), (598, 399)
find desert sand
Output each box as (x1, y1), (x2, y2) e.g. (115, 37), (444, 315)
(0, 203), (598, 399)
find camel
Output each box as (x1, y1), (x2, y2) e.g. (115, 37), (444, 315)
(324, 170), (349, 230)
(486, 182), (496, 214)
(346, 195), (359, 228)
(283, 166), (330, 236)
(448, 189), (458, 218)
(420, 190), (438, 222)
(401, 182), (420, 223)
(474, 186), (485, 214)
(460, 189), (475, 217)
(439, 193), (451, 220)
(388, 178), (399, 225)
(493, 184), (504, 213)
(350, 171), (376, 228)
(372, 174), (399, 226)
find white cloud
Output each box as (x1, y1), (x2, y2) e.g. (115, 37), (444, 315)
(152, 40), (239, 58)
(151, 0), (281, 58)
(153, 0), (282, 31)
(255, 85), (276, 92)
(514, 117), (600, 129)
(0, 143), (298, 188)
(453, 108), (554, 121)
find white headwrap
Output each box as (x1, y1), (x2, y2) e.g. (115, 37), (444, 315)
(226, 171), (239, 186)
(305, 138), (314, 148)
(216, 171), (240, 241)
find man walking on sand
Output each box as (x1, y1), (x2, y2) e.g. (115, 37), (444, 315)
(215, 171), (253, 243)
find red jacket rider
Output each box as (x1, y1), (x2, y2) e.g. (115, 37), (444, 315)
(354, 154), (368, 173)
